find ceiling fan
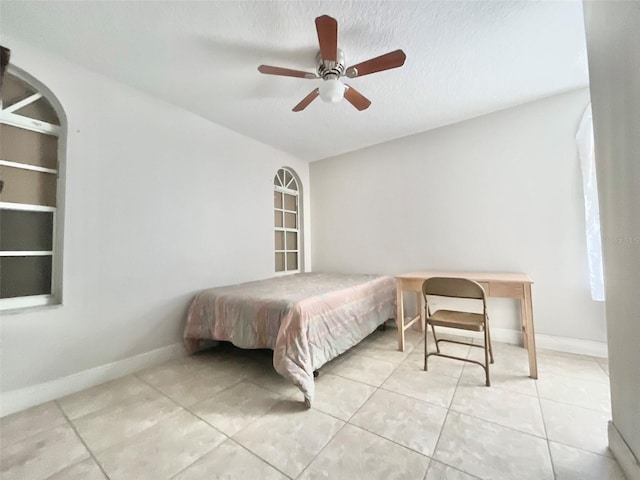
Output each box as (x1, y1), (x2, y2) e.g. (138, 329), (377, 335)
(257, 15), (406, 112)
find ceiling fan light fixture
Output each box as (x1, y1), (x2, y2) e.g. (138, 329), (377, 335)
(319, 78), (345, 103)
(257, 15), (406, 112)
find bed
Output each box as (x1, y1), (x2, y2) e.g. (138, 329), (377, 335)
(184, 272), (397, 406)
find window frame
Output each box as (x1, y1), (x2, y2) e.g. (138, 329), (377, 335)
(0, 67), (65, 311)
(273, 168), (301, 275)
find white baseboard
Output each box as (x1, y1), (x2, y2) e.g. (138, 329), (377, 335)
(0, 342), (187, 418)
(535, 332), (608, 358)
(426, 325), (608, 358)
(0, 326), (609, 418)
(609, 421), (640, 480)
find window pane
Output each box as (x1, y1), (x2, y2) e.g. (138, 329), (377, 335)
(283, 193), (296, 211)
(284, 212), (296, 229)
(1, 210), (53, 251)
(0, 166), (57, 206)
(274, 210), (283, 228)
(0, 255), (52, 298)
(14, 97), (60, 125)
(286, 252), (298, 271)
(285, 231), (297, 250)
(284, 170), (292, 187)
(0, 124), (58, 169)
(274, 191), (282, 209)
(275, 252), (285, 272)
(2, 74), (37, 106)
(275, 231), (284, 250)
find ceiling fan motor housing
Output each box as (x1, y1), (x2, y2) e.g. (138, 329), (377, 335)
(316, 49), (346, 80)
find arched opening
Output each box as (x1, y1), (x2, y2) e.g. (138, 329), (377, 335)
(273, 167), (303, 273)
(0, 67), (67, 309)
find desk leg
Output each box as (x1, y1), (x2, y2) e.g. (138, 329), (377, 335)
(417, 291), (425, 332)
(397, 283), (405, 351)
(521, 284), (538, 379)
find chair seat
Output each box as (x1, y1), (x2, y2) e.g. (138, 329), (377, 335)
(428, 309), (485, 331)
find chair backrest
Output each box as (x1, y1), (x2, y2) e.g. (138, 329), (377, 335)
(422, 277), (486, 300)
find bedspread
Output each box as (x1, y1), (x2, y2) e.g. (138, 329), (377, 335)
(184, 272), (396, 405)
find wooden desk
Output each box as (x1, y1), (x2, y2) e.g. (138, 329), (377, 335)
(396, 271), (538, 379)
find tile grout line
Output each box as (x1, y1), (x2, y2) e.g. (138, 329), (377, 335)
(536, 393), (613, 416)
(187, 339), (610, 479)
(0, 409), (68, 450)
(217, 390), (301, 439)
(242, 377), (297, 397)
(321, 369), (392, 389)
(53, 399), (112, 480)
(535, 378), (557, 480)
(138, 367), (296, 479)
(199, 385), (344, 479)
(538, 372), (610, 386)
(9, 375), (189, 479)
(164, 411), (234, 480)
(232, 439), (296, 480)
(185, 339), (411, 478)
(135, 357), (304, 480)
(545, 438), (618, 460)
(342, 385), (377, 425)
(9, 333), (611, 480)
(344, 420), (435, 462)
(376, 374), (459, 409)
(426, 351), (473, 479)
(597, 362), (609, 376)
(535, 371), (615, 462)
(536, 393), (611, 415)
(428, 336), (548, 480)
(296, 343), (408, 478)
(179, 398), (294, 480)
(110, 374), (238, 479)
(400, 329), (476, 478)
(445, 406), (548, 441)
(451, 339), (489, 477)
(134, 370), (247, 407)
(165, 437), (235, 480)
(445, 360), (551, 440)
(236, 389), (348, 478)
(293, 422), (350, 480)
(295, 330), (427, 479)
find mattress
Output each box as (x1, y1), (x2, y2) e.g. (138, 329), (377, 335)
(184, 272), (397, 406)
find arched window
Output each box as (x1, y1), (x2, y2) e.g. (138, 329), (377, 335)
(576, 104), (604, 301)
(0, 69), (65, 309)
(273, 168), (301, 273)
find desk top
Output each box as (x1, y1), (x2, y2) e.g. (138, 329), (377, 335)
(396, 271), (533, 284)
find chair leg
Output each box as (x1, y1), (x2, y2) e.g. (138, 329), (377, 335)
(430, 323), (440, 353)
(424, 323), (429, 371)
(484, 327), (491, 387)
(487, 322), (494, 364)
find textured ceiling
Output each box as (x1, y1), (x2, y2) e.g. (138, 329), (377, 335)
(1, 1), (589, 161)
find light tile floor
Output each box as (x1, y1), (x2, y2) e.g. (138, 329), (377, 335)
(0, 324), (625, 480)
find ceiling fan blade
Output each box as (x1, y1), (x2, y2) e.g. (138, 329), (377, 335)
(292, 88), (320, 112)
(344, 85), (371, 111)
(315, 15), (338, 63)
(345, 49), (407, 78)
(258, 65), (317, 79)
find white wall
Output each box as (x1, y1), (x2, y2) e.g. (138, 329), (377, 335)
(0, 39), (311, 402)
(311, 89), (606, 345)
(583, 1), (640, 476)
